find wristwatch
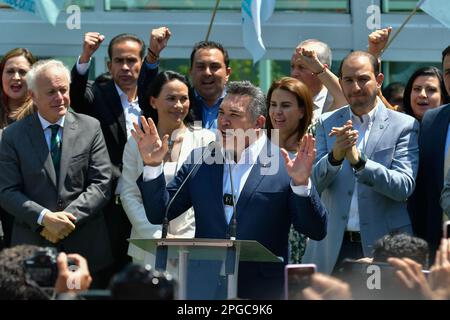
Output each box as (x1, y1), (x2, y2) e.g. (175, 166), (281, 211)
(328, 151), (344, 166)
(352, 152), (367, 172)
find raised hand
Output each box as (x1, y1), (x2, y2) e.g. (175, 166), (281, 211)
(428, 238), (450, 299)
(294, 47), (326, 74)
(368, 27), (392, 58)
(80, 32), (105, 63)
(281, 134), (316, 186)
(147, 26), (171, 62)
(131, 116), (169, 166)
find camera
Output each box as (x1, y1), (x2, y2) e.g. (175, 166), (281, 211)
(23, 247), (75, 288)
(23, 247), (58, 288)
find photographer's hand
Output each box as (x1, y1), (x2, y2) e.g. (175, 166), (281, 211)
(54, 252), (92, 294)
(387, 257), (435, 299)
(302, 273), (352, 300)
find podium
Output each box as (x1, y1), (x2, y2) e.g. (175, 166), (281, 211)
(128, 238), (282, 300)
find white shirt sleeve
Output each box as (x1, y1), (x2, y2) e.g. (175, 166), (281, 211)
(76, 56), (91, 75)
(37, 209), (49, 225)
(142, 164), (164, 181)
(290, 178), (312, 197)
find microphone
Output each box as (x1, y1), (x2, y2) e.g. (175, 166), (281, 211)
(225, 152), (238, 241)
(224, 150), (238, 276)
(154, 140), (217, 271)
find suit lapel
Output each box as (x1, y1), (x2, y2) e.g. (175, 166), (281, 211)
(28, 113), (57, 189)
(58, 112), (78, 192)
(364, 103), (389, 158)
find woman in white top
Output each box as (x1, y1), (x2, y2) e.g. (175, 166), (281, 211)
(266, 77), (314, 263)
(120, 71), (215, 266)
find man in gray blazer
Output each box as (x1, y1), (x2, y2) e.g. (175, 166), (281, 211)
(303, 51), (419, 274)
(0, 60), (113, 281)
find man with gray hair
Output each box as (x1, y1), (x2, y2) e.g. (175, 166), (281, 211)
(291, 39), (347, 122)
(134, 80), (327, 299)
(0, 59), (113, 284)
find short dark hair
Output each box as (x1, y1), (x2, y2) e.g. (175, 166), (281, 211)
(372, 233), (429, 268)
(339, 51), (380, 78)
(143, 70), (194, 126)
(0, 245), (50, 300)
(225, 81), (266, 121)
(442, 45), (450, 64)
(110, 264), (175, 300)
(108, 33), (145, 60)
(190, 41), (230, 69)
(402, 66), (449, 120)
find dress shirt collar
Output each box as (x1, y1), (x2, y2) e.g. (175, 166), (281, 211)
(194, 89), (226, 108)
(114, 83), (138, 105)
(349, 99), (378, 126)
(37, 112), (65, 130)
(222, 132), (267, 165)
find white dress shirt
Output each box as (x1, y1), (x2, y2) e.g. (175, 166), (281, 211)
(77, 57), (140, 196)
(36, 113), (65, 225)
(312, 86), (329, 123)
(143, 133), (312, 225)
(76, 57), (141, 140)
(346, 105), (377, 231)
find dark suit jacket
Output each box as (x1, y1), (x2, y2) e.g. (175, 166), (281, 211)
(0, 112), (113, 272)
(408, 104), (450, 251)
(70, 64), (158, 179)
(138, 142), (327, 299)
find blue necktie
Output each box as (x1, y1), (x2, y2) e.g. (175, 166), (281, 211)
(49, 124), (61, 176)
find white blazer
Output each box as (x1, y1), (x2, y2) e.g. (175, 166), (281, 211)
(120, 126), (216, 265)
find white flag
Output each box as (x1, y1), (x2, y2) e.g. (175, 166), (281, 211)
(0, 0), (65, 25)
(242, 0), (276, 63)
(419, 0), (450, 29)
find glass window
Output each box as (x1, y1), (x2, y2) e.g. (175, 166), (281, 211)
(381, 0), (423, 13)
(0, 0), (94, 10)
(66, 0), (95, 10)
(383, 61), (442, 87)
(104, 0), (349, 13)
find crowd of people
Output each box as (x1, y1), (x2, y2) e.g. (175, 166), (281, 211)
(0, 25), (450, 300)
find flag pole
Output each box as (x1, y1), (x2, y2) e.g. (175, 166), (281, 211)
(205, 0), (221, 41)
(382, 1), (424, 54)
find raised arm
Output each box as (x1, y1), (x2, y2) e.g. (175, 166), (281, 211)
(294, 47), (348, 110)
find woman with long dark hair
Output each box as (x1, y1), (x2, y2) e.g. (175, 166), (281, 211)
(403, 66), (449, 121)
(120, 70), (215, 267)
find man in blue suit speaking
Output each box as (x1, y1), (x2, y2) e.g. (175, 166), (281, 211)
(132, 81), (327, 299)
